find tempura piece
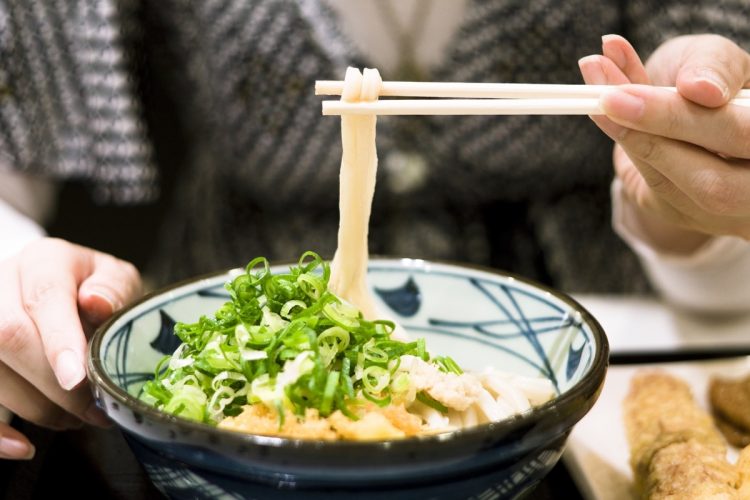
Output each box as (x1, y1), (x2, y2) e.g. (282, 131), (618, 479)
(714, 413), (750, 449)
(219, 402), (424, 441)
(736, 445), (750, 498)
(639, 438), (738, 499)
(219, 404), (337, 440)
(624, 371), (739, 499)
(328, 410), (405, 440)
(710, 375), (750, 447)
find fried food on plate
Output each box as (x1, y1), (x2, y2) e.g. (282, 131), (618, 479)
(710, 375), (750, 447)
(714, 413), (750, 449)
(624, 371), (744, 499)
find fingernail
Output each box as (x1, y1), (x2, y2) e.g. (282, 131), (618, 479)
(85, 401), (112, 428)
(602, 35), (627, 69)
(0, 437), (35, 460)
(695, 68), (729, 99)
(55, 349), (86, 391)
(89, 288), (117, 311)
(600, 89), (645, 122)
(82, 288), (118, 325)
(578, 56), (606, 84)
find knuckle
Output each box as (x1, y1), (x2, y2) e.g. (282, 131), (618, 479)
(629, 132), (664, 165)
(725, 118), (750, 158)
(25, 236), (70, 256)
(665, 101), (682, 137)
(22, 280), (59, 315)
(0, 312), (30, 355)
(626, 158), (674, 196)
(101, 253), (140, 285)
(711, 40), (744, 77)
(119, 260), (142, 296)
(694, 172), (741, 215)
(121, 260), (141, 282)
(643, 170), (673, 194)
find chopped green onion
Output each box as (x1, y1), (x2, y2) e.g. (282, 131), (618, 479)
(434, 355), (463, 375)
(280, 300), (307, 319)
(138, 251), (456, 428)
(296, 273), (326, 300)
(417, 391), (449, 414)
(320, 371), (340, 415)
(245, 257), (270, 285)
(362, 365), (390, 394)
(322, 300), (360, 329)
(363, 339), (388, 364)
(417, 338), (427, 361)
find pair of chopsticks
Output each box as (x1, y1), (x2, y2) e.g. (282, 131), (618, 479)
(315, 81), (750, 116)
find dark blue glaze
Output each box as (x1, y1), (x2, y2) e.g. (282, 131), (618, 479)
(151, 310), (181, 355)
(375, 276), (421, 317)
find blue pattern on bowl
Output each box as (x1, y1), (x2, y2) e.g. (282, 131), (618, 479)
(375, 276), (422, 317)
(88, 258), (608, 500)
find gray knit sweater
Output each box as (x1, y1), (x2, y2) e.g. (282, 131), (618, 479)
(2, 0), (749, 293)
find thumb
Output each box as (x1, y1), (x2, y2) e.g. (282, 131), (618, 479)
(78, 253), (142, 326)
(675, 35), (750, 108)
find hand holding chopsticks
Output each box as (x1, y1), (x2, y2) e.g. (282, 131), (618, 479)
(315, 81), (750, 116)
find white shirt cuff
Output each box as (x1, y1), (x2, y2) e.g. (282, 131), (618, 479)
(612, 179), (750, 314)
(0, 197), (45, 262)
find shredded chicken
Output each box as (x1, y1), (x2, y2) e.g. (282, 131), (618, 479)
(398, 355), (482, 411)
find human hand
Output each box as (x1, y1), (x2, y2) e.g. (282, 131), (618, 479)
(0, 238), (141, 459)
(579, 34), (750, 251)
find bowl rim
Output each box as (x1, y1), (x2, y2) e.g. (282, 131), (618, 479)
(88, 257), (609, 451)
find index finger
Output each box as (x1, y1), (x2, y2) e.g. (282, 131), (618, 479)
(19, 239), (92, 391)
(600, 84), (750, 159)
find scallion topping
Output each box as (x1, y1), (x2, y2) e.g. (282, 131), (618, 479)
(139, 252), (434, 425)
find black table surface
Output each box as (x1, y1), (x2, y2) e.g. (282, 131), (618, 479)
(0, 419), (585, 500)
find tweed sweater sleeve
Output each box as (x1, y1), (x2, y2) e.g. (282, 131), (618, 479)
(623, 0), (750, 56)
(0, 0), (156, 204)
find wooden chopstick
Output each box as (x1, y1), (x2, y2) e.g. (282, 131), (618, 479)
(322, 97), (750, 116)
(317, 80), (750, 115)
(322, 98), (601, 116)
(315, 81), (750, 99)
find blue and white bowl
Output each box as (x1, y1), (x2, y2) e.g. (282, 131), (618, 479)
(88, 258), (608, 500)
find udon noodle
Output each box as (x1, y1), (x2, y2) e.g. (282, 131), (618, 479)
(328, 67), (382, 322)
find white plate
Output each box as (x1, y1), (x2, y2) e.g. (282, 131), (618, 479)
(562, 357), (750, 500)
(573, 295), (750, 356)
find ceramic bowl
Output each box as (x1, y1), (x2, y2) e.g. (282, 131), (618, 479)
(88, 258), (608, 500)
